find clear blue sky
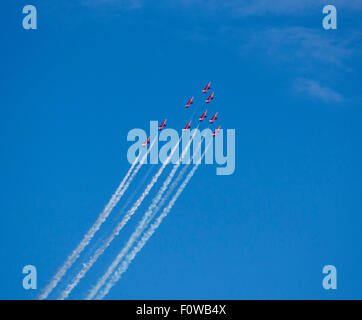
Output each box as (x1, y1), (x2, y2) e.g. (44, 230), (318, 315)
(1, 0), (362, 299)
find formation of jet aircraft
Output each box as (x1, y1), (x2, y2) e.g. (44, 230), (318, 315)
(144, 82), (221, 147)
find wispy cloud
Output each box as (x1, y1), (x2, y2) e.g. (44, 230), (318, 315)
(235, 26), (359, 102)
(295, 78), (344, 103)
(164, 0), (362, 15)
(77, 0), (361, 104)
(239, 26), (353, 66)
(228, 0), (362, 16)
(80, 0), (143, 9)
(79, 0), (362, 14)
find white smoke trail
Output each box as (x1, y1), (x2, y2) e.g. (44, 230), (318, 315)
(84, 132), (199, 300)
(59, 162), (166, 300)
(59, 161), (176, 300)
(96, 145), (209, 300)
(38, 140), (154, 300)
(84, 135), (188, 300)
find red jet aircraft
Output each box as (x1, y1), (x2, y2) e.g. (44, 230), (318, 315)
(205, 92), (214, 103)
(202, 82), (211, 93)
(212, 126), (221, 137)
(185, 97), (194, 108)
(142, 136), (150, 147)
(199, 110), (207, 122)
(158, 120), (167, 131)
(183, 121), (192, 131)
(209, 112), (218, 124)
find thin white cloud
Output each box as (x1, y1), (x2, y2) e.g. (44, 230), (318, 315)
(76, 0), (360, 103)
(81, 0), (362, 13)
(295, 78), (344, 103)
(232, 25), (358, 103)
(239, 27), (353, 66)
(229, 0), (362, 16)
(80, 0), (143, 9)
(164, 0), (362, 15)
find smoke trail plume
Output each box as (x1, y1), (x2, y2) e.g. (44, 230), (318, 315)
(39, 141), (154, 300)
(97, 158), (203, 299)
(85, 133), (199, 300)
(58, 162), (163, 300)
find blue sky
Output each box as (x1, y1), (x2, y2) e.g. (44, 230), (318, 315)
(1, 0), (362, 299)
